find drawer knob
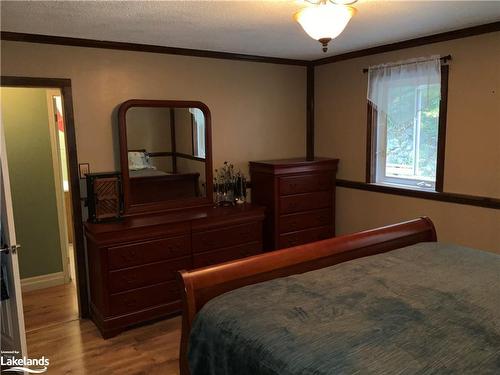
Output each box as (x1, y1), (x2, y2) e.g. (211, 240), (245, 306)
(123, 274), (137, 285)
(166, 245), (178, 253)
(123, 298), (137, 307)
(121, 251), (137, 261)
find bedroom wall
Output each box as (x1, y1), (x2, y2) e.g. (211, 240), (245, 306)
(126, 107), (173, 172)
(1, 87), (64, 279)
(315, 31), (500, 253)
(0, 41), (307, 179)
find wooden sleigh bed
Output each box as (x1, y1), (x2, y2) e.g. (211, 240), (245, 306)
(177, 217), (500, 375)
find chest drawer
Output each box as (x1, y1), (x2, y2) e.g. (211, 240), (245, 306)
(193, 242), (262, 268)
(278, 225), (332, 248)
(279, 174), (331, 196)
(279, 191), (331, 214)
(107, 235), (191, 270)
(109, 281), (179, 316)
(279, 208), (331, 234)
(192, 222), (262, 253)
(108, 256), (191, 293)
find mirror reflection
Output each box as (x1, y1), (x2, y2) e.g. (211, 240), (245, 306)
(125, 106), (207, 204)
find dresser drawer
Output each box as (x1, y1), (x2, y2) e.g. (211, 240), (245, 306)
(193, 242), (262, 268)
(279, 208), (331, 234)
(279, 174), (331, 196)
(192, 222), (262, 253)
(278, 225), (332, 249)
(109, 281), (179, 316)
(107, 235), (190, 270)
(279, 191), (331, 214)
(108, 256), (191, 293)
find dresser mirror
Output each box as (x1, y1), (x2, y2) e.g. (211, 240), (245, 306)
(118, 100), (213, 214)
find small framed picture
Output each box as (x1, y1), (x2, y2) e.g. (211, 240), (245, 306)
(79, 163), (90, 179)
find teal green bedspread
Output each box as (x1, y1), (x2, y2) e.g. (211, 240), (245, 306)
(188, 242), (500, 374)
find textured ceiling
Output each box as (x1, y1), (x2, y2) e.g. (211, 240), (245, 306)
(1, 1), (500, 60)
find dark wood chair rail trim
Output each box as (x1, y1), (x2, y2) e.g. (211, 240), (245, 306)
(1, 75), (90, 318)
(0, 31), (309, 67)
(313, 21), (500, 66)
(178, 217), (437, 375)
(336, 179), (500, 210)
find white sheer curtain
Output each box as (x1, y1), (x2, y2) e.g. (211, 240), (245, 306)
(367, 56), (441, 112)
(367, 56), (442, 188)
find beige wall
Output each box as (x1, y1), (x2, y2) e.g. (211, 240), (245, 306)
(126, 107), (172, 153)
(316, 32), (500, 253)
(1, 41), (307, 178)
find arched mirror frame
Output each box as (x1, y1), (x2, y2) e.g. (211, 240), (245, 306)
(118, 99), (213, 215)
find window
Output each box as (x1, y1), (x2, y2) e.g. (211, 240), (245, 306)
(367, 57), (448, 192)
(190, 108), (206, 159)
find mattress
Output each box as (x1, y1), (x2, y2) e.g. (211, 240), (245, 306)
(188, 242), (500, 375)
(129, 169), (169, 178)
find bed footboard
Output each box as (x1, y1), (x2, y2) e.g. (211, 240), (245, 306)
(178, 217), (437, 375)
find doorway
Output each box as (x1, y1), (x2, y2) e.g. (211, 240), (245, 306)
(0, 77), (88, 348)
(1, 86), (79, 333)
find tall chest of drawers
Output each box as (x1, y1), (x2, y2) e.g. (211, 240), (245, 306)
(249, 158), (338, 250)
(84, 204), (265, 338)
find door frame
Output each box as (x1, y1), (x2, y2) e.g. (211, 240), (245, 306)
(1, 76), (89, 318)
(46, 89), (72, 285)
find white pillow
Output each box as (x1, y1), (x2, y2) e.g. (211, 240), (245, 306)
(128, 151), (151, 171)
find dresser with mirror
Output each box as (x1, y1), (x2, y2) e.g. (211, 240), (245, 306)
(84, 100), (265, 338)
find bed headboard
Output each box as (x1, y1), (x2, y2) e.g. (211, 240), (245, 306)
(177, 216), (437, 375)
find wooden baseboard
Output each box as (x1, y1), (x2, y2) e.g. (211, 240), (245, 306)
(21, 272), (66, 292)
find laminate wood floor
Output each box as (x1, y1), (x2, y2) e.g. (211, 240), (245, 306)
(27, 316), (181, 374)
(23, 281), (181, 374)
(22, 282), (79, 332)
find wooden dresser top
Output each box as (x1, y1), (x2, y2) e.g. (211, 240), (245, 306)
(249, 157), (339, 174)
(85, 203), (265, 235)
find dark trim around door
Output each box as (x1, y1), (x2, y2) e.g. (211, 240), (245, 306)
(1, 75), (90, 318)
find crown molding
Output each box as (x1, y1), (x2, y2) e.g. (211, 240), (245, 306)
(0, 31), (310, 67)
(1, 22), (499, 68)
(313, 21), (500, 66)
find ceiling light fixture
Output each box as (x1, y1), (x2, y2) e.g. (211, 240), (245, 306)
(294, 0), (357, 53)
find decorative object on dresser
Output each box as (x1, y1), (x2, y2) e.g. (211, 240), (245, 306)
(249, 157), (339, 250)
(85, 172), (123, 223)
(84, 99), (265, 338)
(214, 161), (247, 206)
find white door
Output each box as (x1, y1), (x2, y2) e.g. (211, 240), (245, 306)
(0, 117), (27, 361)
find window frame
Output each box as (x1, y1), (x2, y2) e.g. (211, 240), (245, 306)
(366, 65), (449, 192)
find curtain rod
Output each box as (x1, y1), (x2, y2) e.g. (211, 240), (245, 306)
(362, 55), (452, 73)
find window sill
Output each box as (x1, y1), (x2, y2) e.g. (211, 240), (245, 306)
(336, 179), (500, 210)
(373, 181), (436, 193)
